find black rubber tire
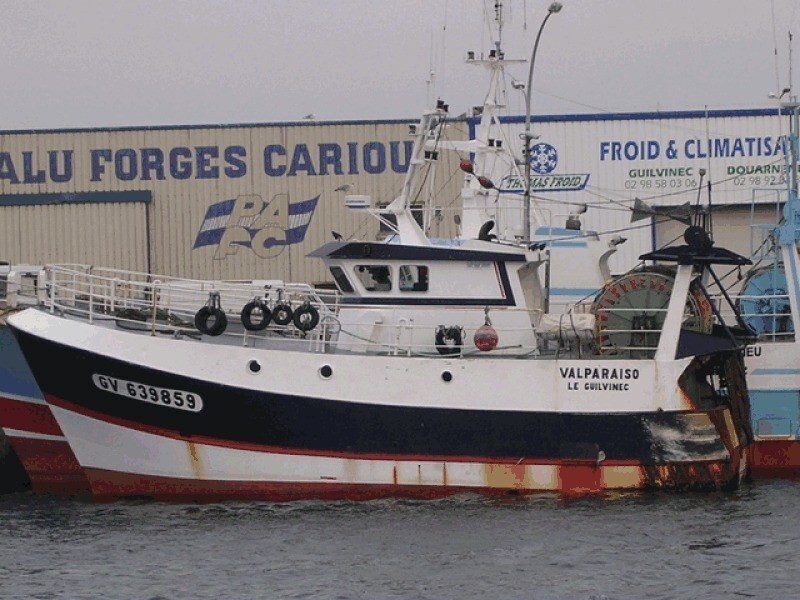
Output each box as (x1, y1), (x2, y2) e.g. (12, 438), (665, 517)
(435, 327), (462, 356)
(272, 303), (294, 326)
(241, 301), (271, 331)
(195, 306), (228, 336)
(293, 305), (320, 332)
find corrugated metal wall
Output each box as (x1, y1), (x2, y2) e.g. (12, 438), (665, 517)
(0, 203), (149, 271)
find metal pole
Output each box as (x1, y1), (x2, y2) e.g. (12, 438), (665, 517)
(792, 104), (799, 199)
(523, 2), (562, 242)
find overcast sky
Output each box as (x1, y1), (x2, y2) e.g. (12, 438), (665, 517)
(1, 1), (799, 130)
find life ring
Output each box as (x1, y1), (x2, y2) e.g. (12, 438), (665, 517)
(293, 304), (320, 332)
(435, 326), (463, 356)
(241, 300), (271, 331)
(271, 303), (294, 326)
(195, 306), (228, 336)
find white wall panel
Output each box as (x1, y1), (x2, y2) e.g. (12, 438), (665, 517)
(491, 109), (790, 271)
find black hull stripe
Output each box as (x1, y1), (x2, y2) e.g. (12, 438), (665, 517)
(46, 392), (662, 466)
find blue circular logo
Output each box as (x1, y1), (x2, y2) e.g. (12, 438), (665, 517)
(530, 142), (558, 174)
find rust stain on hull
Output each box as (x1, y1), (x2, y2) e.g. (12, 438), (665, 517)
(640, 460), (735, 491)
(483, 463), (530, 490)
(187, 441), (203, 479)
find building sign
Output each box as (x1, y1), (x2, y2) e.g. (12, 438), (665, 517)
(499, 142), (590, 192)
(599, 135), (794, 193)
(0, 141), (414, 185)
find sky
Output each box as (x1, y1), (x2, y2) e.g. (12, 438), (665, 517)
(1, 0), (800, 130)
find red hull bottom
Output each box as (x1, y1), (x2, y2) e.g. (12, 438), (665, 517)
(10, 437), (91, 496)
(0, 395), (91, 496)
(83, 459), (743, 503)
(750, 440), (800, 478)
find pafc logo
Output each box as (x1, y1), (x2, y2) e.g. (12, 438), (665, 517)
(500, 141), (590, 193)
(193, 194), (318, 259)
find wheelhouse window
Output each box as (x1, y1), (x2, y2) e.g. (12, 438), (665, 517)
(399, 265), (429, 292)
(329, 266), (354, 293)
(355, 265), (392, 292)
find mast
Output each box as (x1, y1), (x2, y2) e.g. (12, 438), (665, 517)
(778, 98), (800, 245)
(777, 97), (800, 334)
(385, 105), (449, 246)
(453, 3), (531, 240)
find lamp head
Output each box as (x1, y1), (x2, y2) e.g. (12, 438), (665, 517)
(768, 87), (792, 99)
(548, 2), (563, 13)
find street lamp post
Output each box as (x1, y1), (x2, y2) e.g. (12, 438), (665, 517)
(523, 2), (562, 242)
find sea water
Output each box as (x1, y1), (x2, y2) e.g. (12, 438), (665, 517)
(1, 480), (798, 599)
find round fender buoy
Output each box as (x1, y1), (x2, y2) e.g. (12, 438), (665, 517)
(195, 306), (228, 336)
(241, 301), (271, 331)
(272, 303), (294, 326)
(435, 326), (463, 356)
(473, 323), (499, 351)
(293, 304), (320, 332)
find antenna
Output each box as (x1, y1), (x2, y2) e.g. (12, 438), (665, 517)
(772, 0), (782, 95)
(790, 31), (794, 95)
(693, 168), (706, 228)
(704, 105), (712, 187)
(706, 172), (714, 242)
(426, 32), (436, 107)
(495, 0), (504, 51)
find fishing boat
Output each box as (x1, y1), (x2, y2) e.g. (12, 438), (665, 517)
(0, 264), (91, 494)
(2, 5), (760, 499)
(715, 99), (800, 477)
(6, 86), (755, 501)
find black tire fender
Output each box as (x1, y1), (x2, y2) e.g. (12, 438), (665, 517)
(435, 326), (462, 356)
(293, 304), (320, 332)
(195, 306), (228, 336)
(241, 301), (271, 331)
(272, 303), (294, 326)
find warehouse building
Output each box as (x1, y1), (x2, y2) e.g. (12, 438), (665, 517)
(0, 107), (791, 285)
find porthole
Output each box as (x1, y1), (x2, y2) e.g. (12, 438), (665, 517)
(248, 360), (261, 374)
(319, 365), (333, 379)
(441, 371), (453, 383)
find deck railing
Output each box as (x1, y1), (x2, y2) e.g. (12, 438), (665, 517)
(24, 264), (685, 359)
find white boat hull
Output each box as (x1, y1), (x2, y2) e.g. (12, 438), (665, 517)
(8, 309), (751, 500)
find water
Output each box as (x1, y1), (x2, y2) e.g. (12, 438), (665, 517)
(1, 480), (798, 599)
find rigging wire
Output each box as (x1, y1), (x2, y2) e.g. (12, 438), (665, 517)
(530, 85), (789, 144)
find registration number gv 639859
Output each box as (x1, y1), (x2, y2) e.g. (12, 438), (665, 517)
(92, 374), (203, 413)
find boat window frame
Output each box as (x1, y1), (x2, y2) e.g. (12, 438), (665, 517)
(329, 266), (354, 293)
(398, 265), (429, 292)
(354, 264), (393, 292)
